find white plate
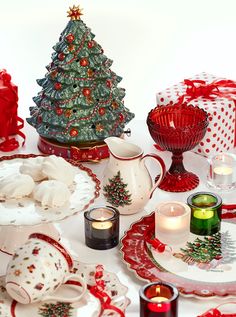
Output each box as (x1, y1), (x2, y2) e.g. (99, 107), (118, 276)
(0, 155), (100, 226)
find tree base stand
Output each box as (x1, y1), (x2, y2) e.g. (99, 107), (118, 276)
(38, 136), (109, 162)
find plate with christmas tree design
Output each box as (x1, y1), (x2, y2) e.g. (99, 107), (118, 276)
(121, 212), (236, 299)
(0, 154), (100, 226)
(0, 261), (130, 317)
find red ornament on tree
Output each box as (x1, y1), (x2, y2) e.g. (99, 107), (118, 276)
(80, 58), (89, 67)
(87, 40), (95, 49)
(54, 82), (62, 90)
(66, 33), (75, 43)
(98, 107), (106, 116)
(55, 108), (63, 116)
(70, 128), (78, 137)
(119, 113), (125, 122)
(58, 53), (65, 61)
(106, 80), (112, 88)
(82, 88), (91, 96)
(37, 116), (42, 124)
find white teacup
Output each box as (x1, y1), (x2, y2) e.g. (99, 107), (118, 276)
(6, 233), (87, 304)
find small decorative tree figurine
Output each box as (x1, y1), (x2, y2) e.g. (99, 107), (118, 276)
(38, 302), (73, 317)
(103, 171), (132, 207)
(27, 5), (134, 161)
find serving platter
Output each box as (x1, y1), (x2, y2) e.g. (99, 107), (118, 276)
(121, 212), (236, 299)
(0, 261), (130, 317)
(0, 154), (100, 254)
(0, 154), (100, 226)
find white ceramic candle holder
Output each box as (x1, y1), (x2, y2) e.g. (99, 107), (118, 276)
(155, 201), (191, 246)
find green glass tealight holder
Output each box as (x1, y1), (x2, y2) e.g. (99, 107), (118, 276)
(187, 192), (222, 236)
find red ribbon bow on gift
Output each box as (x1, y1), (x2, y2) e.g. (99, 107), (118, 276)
(89, 265), (125, 317)
(184, 79), (236, 101)
(0, 69), (25, 151)
(181, 78), (236, 147)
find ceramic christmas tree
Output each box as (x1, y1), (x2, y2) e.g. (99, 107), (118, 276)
(27, 5), (134, 161)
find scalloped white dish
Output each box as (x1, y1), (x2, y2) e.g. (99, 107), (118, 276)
(0, 155), (100, 226)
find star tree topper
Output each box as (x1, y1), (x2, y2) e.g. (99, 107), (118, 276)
(67, 5), (83, 20)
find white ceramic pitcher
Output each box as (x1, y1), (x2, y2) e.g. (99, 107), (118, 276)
(103, 137), (165, 215)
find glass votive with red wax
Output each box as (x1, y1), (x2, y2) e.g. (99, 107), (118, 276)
(84, 206), (119, 250)
(140, 282), (179, 317)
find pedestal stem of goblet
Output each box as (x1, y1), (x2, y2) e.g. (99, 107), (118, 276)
(169, 152), (187, 174)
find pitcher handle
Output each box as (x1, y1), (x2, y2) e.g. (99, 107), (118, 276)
(141, 154), (166, 199)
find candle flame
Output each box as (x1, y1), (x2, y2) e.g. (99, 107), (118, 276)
(156, 286), (161, 295)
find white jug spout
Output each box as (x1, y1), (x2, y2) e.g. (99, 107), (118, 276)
(104, 137), (143, 159)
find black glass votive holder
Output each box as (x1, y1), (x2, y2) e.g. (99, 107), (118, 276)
(84, 206), (119, 250)
(140, 282), (179, 317)
(187, 192), (222, 236)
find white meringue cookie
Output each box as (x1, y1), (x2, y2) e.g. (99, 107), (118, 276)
(33, 180), (71, 207)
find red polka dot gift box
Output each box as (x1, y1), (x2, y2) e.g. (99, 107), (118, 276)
(156, 72), (236, 157)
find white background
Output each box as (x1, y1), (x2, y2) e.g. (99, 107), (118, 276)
(1, 0), (236, 119)
(1, 1), (236, 316)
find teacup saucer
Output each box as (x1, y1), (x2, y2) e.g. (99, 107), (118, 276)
(0, 261), (130, 316)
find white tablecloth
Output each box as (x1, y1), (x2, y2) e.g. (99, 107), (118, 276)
(0, 120), (235, 317)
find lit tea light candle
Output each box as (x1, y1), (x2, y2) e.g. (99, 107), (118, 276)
(151, 296), (168, 302)
(213, 166), (233, 185)
(207, 153), (236, 190)
(84, 206), (119, 250)
(140, 282), (179, 317)
(155, 201), (191, 245)
(91, 217), (113, 230)
(187, 192), (222, 236)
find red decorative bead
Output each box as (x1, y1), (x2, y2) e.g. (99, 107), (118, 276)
(55, 108), (63, 115)
(80, 58), (89, 67)
(106, 80), (112, 88)
(87, 40), (95, 49)
(66, 33), (75, 43)
(119, 113), (125, 122)
(82, 88), (91, 96)
(157, 243), (166, 253)
(58, 53), (65, 61)
(54, 82), (62, 90)
(70, 128), (78, 137)
(98, 107), (106, 116)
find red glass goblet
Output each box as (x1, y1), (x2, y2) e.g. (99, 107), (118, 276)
(147, 102), (209, 192)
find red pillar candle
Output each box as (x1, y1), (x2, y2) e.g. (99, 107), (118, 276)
(140, 282), (179, 317)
